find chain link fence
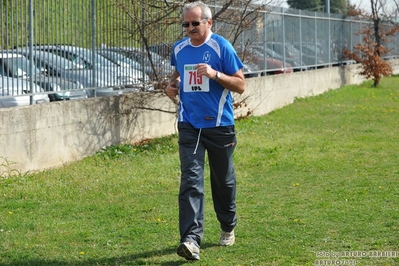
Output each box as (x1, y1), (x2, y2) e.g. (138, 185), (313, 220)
(1, 0), (398, 107)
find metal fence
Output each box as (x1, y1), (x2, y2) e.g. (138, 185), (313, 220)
(1, 1), (398, 108)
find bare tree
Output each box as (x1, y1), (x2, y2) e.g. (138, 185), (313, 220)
(344, 0), (399, 87)
(113, 0), (283, 85)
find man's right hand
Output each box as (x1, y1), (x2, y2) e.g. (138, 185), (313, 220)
(165, 80), (179, 102)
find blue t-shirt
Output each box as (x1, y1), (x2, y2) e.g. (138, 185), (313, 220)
(171, 32), (244, 129)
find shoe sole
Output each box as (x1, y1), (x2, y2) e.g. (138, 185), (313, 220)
(177, 243), (200, 260)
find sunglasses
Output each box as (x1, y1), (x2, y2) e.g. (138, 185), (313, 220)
(181, 19), (207, 28)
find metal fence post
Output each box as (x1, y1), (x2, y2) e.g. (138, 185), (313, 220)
(91, 0), (97, 97)
(29, 0), (34, 105)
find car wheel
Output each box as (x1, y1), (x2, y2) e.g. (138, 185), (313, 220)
(48, 94), (57, 102)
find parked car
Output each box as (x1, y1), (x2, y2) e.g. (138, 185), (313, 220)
(293, 42), (328, 68)
(237, 49), (293, 75)
(96, 49), (143, 70)
(95, 49), (151, 80)
(100, 47), (173, 81)
(254, 47), (303, 71)
(0, 71), (48, 109)
(291, 43), (326, 68)
(264, 42), (308, 71)
(1, 51), (86, 102)
(242, 63), (260, 78)
(149, 43), (173, 59)
(14, 49), (128, 97)
(34, 45), (152, 93)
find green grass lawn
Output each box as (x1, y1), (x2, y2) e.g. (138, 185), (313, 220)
(1, 76), (399, 265)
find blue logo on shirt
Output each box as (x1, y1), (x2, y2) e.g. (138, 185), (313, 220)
(203, 51), (211, 63)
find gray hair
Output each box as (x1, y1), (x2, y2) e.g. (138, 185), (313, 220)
(182, 1), (212, 20)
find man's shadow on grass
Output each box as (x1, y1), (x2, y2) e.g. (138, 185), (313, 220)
(0, 243), (219, 266)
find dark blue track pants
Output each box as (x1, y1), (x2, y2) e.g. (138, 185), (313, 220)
(177, 122), (237, 248)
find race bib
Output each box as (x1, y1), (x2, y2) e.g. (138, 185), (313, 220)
(183, 64), (210, 92)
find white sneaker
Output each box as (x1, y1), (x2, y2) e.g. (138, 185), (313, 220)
(176, 241), (200, 260)
(220, 229), (235, 246)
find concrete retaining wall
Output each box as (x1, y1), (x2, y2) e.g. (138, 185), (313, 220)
(1, 61), (398, 174)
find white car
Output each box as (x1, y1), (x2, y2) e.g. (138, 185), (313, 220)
(34, 45), (153, 92)
(15, 49), (120, 97)
(0, 76), (48, 108)
(1, 51), (87, 102)
(99, 46), (173, 81)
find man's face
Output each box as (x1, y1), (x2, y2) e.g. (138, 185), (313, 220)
(183, 7), (211, 46)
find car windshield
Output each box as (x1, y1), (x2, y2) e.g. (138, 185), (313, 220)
(97, 50), (147, 70)
(122, 48), (164, 64)
(121, 57), (143, 68)
(110, 53), (142, 68)
(37, 52), (81, 70)
(77, 49), (116, 68)
(103, 52), (125, 62)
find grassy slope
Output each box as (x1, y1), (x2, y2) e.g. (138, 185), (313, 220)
(1, 76), (399, 265)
